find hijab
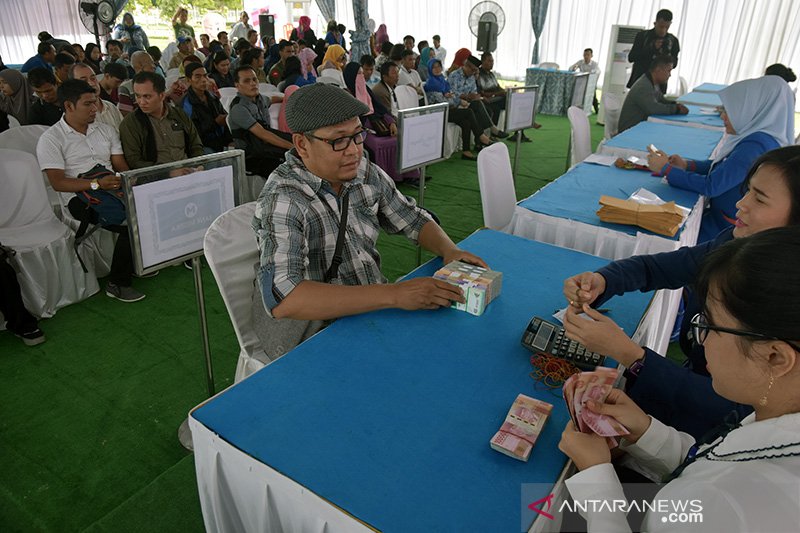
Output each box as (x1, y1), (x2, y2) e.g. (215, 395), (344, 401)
(713, 76), (795, 162)
(296, 16), (312, 40)
(0, 70), (34, 125)
(419, 47), (432, 67)
(423, 58), (450, 94)
(264, 44), (281, 72)
(344, 61), (374, 114)
(447, 48), (471, 74)
(298, 47), (317, 78)
(322, 45), (346, 71)
(375, 24), (389, 48)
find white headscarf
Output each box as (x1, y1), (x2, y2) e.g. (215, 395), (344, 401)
(714, 76), (795, 162)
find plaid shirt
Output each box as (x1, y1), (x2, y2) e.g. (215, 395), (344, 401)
(253, 150), (432, 312)
(448, 68), (479, 104)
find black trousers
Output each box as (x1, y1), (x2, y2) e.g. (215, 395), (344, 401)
(483, 95), (506, 125)
(448, 108), (484, 152)
(0, 260), (38, 334)
(468, 100), (495, 130)
(243, 128), (293, 177)
(104, 224), (134, 287)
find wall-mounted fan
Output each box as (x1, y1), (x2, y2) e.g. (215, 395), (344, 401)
(79, 0), (126, 49)
(468, 1), (506, 52)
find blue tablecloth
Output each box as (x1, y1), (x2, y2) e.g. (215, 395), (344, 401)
(192, 230), (653, 532)
(677, 91), (722, 107)
(605, 121), (724, 161)
(693, 82), (728, 93)
(650, 105), (725, 129)
(526, 67), (577, 116)
(519, 162), (699, 240)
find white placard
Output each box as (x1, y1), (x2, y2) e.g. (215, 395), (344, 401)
(397, 104), (447, 171)
(132, 166), (235, 269)
(506, 90), (536, 131)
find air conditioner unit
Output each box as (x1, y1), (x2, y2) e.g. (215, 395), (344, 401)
(598, 24), (643, 125)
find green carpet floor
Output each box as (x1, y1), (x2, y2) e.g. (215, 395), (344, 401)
(1, 114), (607, 532)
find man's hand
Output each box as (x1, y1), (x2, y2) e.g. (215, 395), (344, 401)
(563, 271), (605, 308)
(442, 249), (488, 269)
(392, 277), (465, 310)
(99, 174), (121, 190)
(389, 122), (398, 137)
(676, 103), (689, 115)
(169, 167), (197, 177)
(215, 114), (228, 126)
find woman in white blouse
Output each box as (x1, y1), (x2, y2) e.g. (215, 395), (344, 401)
(559, 225), (800, 532)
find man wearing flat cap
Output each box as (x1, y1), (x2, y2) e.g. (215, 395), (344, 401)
(251, 83), (486, 360)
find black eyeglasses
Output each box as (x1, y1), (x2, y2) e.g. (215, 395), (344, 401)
(690, 312), (800, 351)
(306, 129), (367, 152)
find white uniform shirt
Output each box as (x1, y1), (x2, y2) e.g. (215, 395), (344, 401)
(432, 45), (447, 63)
(96, 99), (123, 130)
(37, 117), (123, 177)
(569, 59), (599, 74)
(398, 66), (423, 93)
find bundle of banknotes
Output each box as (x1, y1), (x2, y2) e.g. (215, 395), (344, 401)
(562, 368), (629, 447)
(490, 394), (553, 461)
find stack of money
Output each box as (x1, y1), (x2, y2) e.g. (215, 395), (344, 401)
(596, 195), (684, 237)
(490, 394), (553, 461)
(563, 368), (629, 447)
(433, 260), (502, 316)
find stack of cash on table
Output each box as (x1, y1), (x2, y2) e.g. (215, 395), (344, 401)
(433, 260), (502, 316)
(490, 394), (553, 461)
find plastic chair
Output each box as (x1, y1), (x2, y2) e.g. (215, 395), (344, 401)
(0, 149), (99, 317)
(160, 43), (179, 72)
(7, 115), (21, 128)
(538, 62), (560, 70)
(476, 142), (516, 232)
(566, 105), (591, 169)
(218, 87), (238, 112)
(678, 76), (688, 96)
(602, 93), (622, 140)
(203, 202), (269, 382)
(394, 85), (420, 110)
(0, 125), (59, 216)
(258, 83), (281, 97)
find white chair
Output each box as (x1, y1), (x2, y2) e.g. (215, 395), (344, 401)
(601, 93), (622, 140)
(316, 69), (345, 88)
(442, 124), (463, 159)
(394, 85), (420, 110)
(538, 62), (560, 70)
(203, 202), (269, 382)
(0, 149), (99, 317)
(258, 83), (281, 97)
(476, 142), (516, 232)
(218, 87), (238, 112)
(567, 105), (591, 168)
(7, 115), (21, 128)
(0, 125), (59, 215)
(678, 76), (688, 96)
(160, 42), (179, 72)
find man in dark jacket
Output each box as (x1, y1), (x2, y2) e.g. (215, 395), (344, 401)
(180, 62), (232, 152)
(627, 9), (680, 91)
(119, 71), (204, 169)
(28, 68), (63, 126)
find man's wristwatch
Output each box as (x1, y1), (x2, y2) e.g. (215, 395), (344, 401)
(90, 179), (100, 191)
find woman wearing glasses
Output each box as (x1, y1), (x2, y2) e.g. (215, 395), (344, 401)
(562, 145), (800, 438)
(559, 226), (800, 532)
(646, 76), (794, 243)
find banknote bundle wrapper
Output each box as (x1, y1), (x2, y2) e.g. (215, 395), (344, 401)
(563, 368), (629, 447)
(490, 394), (552, 461)
(433, 260), (502, 316)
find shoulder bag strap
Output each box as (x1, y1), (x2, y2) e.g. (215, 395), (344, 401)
(323, 191), (350, 282)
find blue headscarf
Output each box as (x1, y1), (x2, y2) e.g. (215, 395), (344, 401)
(423, 58), (449, 94)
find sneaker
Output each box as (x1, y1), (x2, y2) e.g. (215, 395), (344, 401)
(15, 328), (46, 346)
(106, 283), (145, 303)
(492, 130), (509, 139)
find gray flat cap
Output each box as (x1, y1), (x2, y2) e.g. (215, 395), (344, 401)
(285, 83), (370, 133)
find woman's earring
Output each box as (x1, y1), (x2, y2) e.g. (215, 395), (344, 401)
(759, 374), (775, 406)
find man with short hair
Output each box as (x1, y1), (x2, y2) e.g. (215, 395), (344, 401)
(449, 55), (508, 140)
(119, 71), (204, 169)
(402, 35), (418, 61)
(229, 11), (253, 42)
(569, 48), (600, 113)
(398, 49), (424, 98)
(99, 62), (127, 105)
(618, 55), (688, 133)
(28, 68), (63, 126)
(53, 52), (76, 85)
(431, 34), (446, 63)
(169, 36), (197, 70)
(627, 9), (680, 90)
(268, 41), (295, 86)
(372, 61), (400, 116)
(21, 43), (56, 73)
(217, 31), (229, 48)
(229, 65), (292, 176)
(251, 83), (486, 360)
(117, 50), (156, 115)
(36, 79), (143, 302)
(69, 62), (123, 129)
(359, 54), (377, 86)
(100, 39), (129, 72)
(247, 29), (260, 49)
(180, 62), (232, 153)
(476, 52), (531, 141)
(198, 33), (211, 56)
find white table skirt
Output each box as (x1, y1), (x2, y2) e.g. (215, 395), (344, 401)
(508, 194), (703, 356)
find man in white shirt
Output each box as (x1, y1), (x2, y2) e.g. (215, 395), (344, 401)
(229, 11), (253, 42)
(432, 34), (446, 63)
(36, 79), (144, 303)
(68, 63), (123, 130)
(570, 48), (600, 113)
(398, 49), (424, 100)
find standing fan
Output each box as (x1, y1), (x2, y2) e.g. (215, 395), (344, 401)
(468, 1), (506, 52)
(79, 0), (126, 49)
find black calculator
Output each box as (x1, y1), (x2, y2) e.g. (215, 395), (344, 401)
(521, 316), (605, 370)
